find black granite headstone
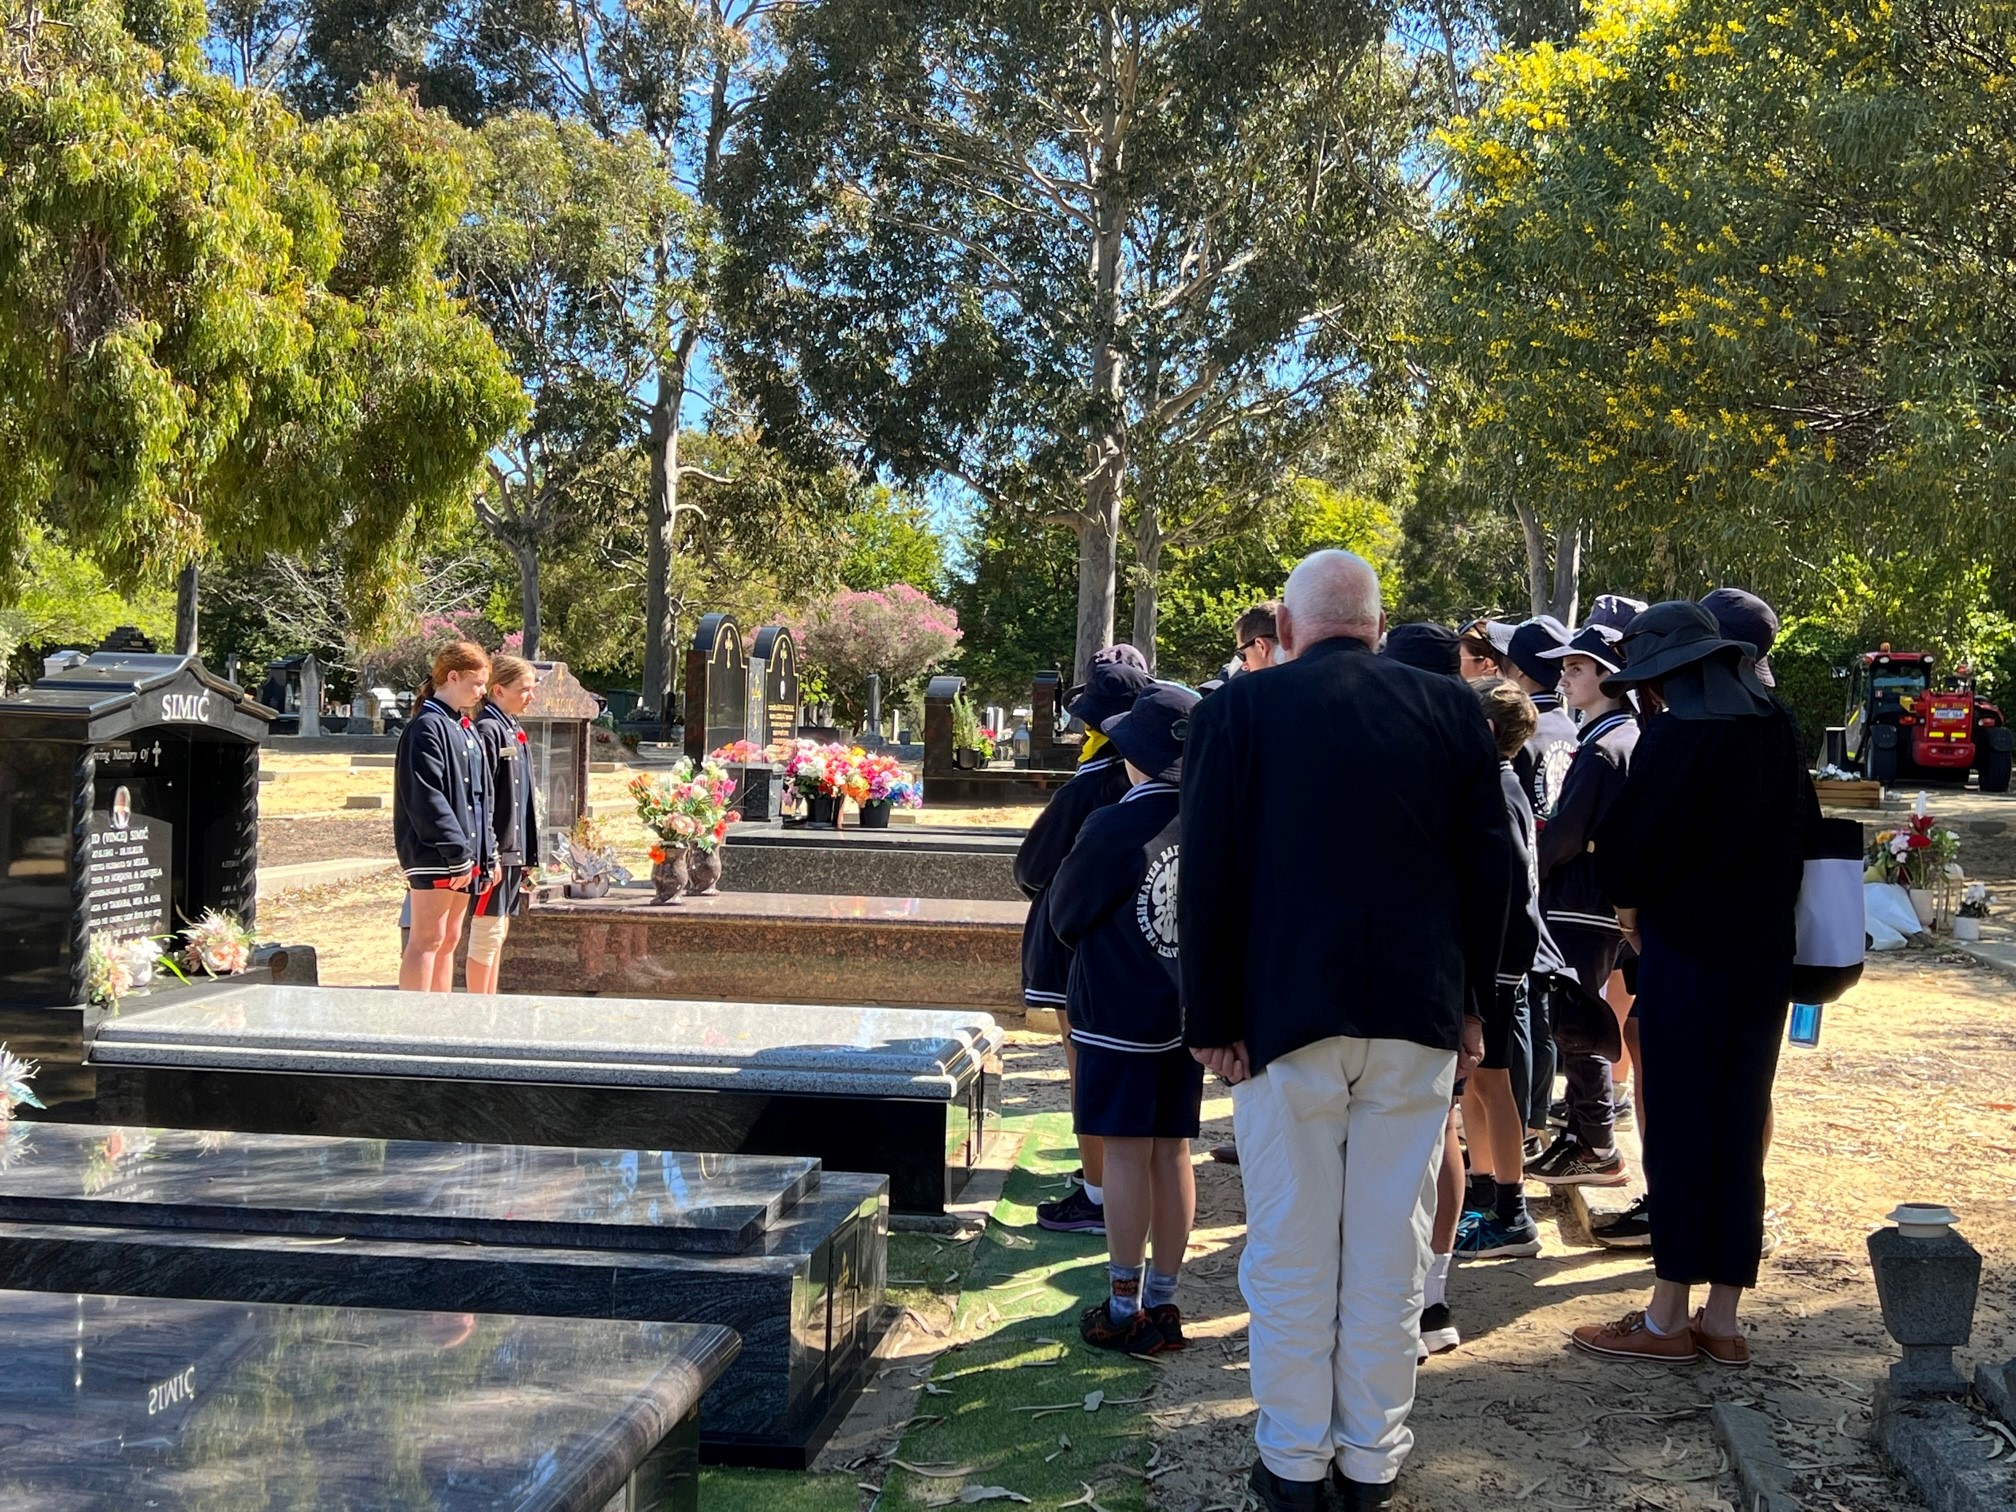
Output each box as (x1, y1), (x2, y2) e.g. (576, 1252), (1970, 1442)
(683, 614), (747, 763)
(750, 626), (801, 747)
(0, 654), (273, 1031)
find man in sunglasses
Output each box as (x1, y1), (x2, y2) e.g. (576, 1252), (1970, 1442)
(1232, 602), (1282, 675)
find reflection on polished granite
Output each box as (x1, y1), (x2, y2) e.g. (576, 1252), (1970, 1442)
(505, 888), (1024, 1011)
(0, 1287), (737, 1510)
(731, 825), (1025, 853)
(89, 982), (1004, 1099)
(719, 840), (1022, 902)
(0, 1122), (816, 1254)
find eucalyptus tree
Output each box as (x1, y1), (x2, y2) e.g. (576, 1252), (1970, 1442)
(719, 0), (1424, 675)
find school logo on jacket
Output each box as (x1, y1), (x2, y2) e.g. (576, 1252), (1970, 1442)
(1136, 843), (1180, 959)
(1536, 738), (1576, 818)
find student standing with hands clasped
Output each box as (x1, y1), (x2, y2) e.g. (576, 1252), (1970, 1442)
(468, 654), (540, 995)
(394, 641), (495, 993)
(1047, 683), (1204, 1357)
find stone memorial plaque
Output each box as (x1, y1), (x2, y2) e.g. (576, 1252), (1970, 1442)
(0, 1287), (736, 1511)
(752, 625), (801, 746)
(85, 757), (175, 943)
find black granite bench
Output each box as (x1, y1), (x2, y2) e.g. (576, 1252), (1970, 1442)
(0, 1121), (887, 1467)
(0, 1284), (737, 1510)
(84, 978), (1002, 1215)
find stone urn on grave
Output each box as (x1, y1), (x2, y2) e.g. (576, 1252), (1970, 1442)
(649, 844), (690, 904)
(687, 843), (724, 897)
(1867, 1204), (1982, 1405)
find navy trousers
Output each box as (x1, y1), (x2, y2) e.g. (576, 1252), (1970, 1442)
(1635, 924), (1788, 1288)
(1554, 925), (1623, 1151)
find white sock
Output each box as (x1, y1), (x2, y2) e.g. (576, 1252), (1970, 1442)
(1083, 1182), (1104, 1206)
(1425, 1252), (1452, 1309)
(1643, 1311), (1680, 1338)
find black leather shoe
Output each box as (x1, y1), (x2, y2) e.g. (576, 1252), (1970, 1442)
(1247, 1460), (1326, 1512)
(1329, 1467), (1397, 1510)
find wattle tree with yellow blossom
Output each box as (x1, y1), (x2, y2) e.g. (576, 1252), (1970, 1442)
(1429, 0), (2016, 620)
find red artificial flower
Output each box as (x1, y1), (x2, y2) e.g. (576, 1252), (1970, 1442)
(1906, 833), (1932, 849)
(649, 845), (667, 864)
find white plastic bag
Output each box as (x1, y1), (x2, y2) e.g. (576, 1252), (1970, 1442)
(1864, 882), (1924, 951)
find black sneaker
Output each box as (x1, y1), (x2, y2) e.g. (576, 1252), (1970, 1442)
(1079, 1300), (1166, 1356)
(1524, 1131), (1575, 1177)
(1329, 1466), (1398, 1510)
(1146, 1302), (1187, 1351)
(1418, 1301), (1460, 1357)
(1591, 1193), (1652, 1248)
(1036, 1186), (1105, 1233)
(1523, 1134), (1545, 1163)
(1248, 1461), (1326, 1512)
(1530, 1143), (1628, 1188)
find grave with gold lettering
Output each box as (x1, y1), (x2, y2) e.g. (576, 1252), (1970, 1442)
(0, 651), (273, 1112)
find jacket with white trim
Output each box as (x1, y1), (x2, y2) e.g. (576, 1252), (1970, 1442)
(1538, 708), (1638, 935)
(1012, 754), (1131, 1007)
(394, 696), (494, 885)
(1047, 782), (1182, 1053)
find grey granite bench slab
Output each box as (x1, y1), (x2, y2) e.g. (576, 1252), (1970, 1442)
(0, 1286), (737, 1511)
(90, 983), (1002, 1100)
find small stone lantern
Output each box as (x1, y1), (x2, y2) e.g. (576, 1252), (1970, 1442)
(1867, 1204), (1981, 1398)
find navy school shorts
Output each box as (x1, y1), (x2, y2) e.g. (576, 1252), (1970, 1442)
(1071, 1041), (1205, 1140)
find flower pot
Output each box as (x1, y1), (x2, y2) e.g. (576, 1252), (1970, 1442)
(566, 876), (610, 900)
(858, 799), (892, 829)
(650, 848), (690, 904)
(688, 845), (724, 896)
(952, 747), (980, 771)
(1953, 916), (1983, 942)
(806, 794), (841, 829)
(1909, 887), (1937, 928)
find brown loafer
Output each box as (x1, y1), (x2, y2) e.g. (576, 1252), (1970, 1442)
(1208, 1143), (1240, 1165)
(1691, 1311), (1751, 1368)
(1570, 1309), (1699, 1363)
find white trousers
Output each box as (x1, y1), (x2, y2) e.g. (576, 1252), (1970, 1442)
(1233, 1034), (1456, 1485)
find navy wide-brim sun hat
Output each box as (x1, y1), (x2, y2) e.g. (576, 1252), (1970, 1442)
(1599, 601), (1756, 695)
(1101, 683), (1201, 784)
(1067, 661), (1153, 728)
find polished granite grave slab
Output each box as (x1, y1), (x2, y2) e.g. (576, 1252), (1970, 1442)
(0, 1122), (885, 1467)
(505, 887), (1025, 1011)
(0, 1286), (737, 1510)
(86, 980), (993, 1213)
(723, 828), (1022, 901)
(0, 1122), (816, 1255)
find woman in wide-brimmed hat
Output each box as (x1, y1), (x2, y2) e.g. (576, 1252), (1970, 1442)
(1567, 602), (1818, 1370)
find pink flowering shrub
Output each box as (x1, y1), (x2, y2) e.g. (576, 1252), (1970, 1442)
(798, 585), (961, 723)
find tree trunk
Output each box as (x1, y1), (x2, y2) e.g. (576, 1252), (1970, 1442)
(1547, 520), (1583, 626)
(1511, 496), (1549, 620)
(515, 543), (542, 662)
(641, 365), (680, 725)
(1130, 517), (1163, 668)
(174, 561), (199, 655)
(1075, 5), (1128, 682)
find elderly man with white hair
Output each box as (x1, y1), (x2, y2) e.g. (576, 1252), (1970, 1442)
(1179, 550), (1516, 1512)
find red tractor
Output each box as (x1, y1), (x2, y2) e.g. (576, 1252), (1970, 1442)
(1843, 646), (2013, 792)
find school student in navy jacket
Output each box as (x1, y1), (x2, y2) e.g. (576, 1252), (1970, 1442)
(1529, 626), (1638, 1188)
(1047, 683), (1201, 1358)
(394, 641), (495, 993)
(468, 654), (540, 995)
(1015, 655), (1150, 1235)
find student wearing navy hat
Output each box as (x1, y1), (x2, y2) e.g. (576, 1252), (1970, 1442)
(1525, 625), (1638, 1188)
(1048, 683), (1203, 1356)
(1017, 657), (1152, 1235)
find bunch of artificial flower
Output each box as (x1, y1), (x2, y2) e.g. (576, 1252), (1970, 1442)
(181, 910), (255, 978)
(630, 761), (741, 855)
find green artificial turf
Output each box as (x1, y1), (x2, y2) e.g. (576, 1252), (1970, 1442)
(873, 1110), (1161, 1511)
(698, 1467), (862, 1512)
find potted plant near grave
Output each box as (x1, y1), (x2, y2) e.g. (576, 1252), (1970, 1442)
(950, 693), (987, 769)
(630, 762), (740, 903)
(553, 815), (630, 899)
(1955, 882), (1992, 942)
(856, 752), (925, 828)
(783, 742), (862, 828)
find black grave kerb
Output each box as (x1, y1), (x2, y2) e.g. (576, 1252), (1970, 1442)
(0, 653), (273, 1010)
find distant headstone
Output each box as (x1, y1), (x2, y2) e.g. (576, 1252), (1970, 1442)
(520, 662), (599, 850)
(0, 653), (273, 1014)
(96, 626), (155, 655)
(923, 675), (965, 782)
(258, 654), (323, 737)
(1029, 669), (1073, 770)
(747, 626), (801, 748)
(683, 614), (748, 763)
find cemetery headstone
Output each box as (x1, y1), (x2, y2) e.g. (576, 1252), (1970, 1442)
(749, 625), (801, 746)
(96, 626), (155, 655)
(0, 653), (273, 1031)
(923, 674), (965, 782)
(683, 614), (748, 763)
(520, 661), (598, 851)
(1029, 669), (1074, 769)
(257, 653), (322, 737)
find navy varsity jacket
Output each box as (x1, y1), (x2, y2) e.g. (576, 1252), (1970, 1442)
(1012, 753), (1132, 1007)
(475, 700), (539, 871)
(1496, 761), (1567, 1025)
(394, 696), (495, 885)
(1046, 782), (1182, 1053)
(1538, 708), (1638, 935)
(1524, 692), (1581, 822)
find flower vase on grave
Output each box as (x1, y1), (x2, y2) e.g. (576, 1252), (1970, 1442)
(857, 799), (892, 829)
(650, 845), (691, 904)
(1909, 888), (1937, 929)
(688, 845), (724, 896)
(806, 794), (841, 828)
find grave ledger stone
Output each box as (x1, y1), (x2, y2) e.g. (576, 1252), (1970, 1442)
(684, 614), (748, 764)
(0, 1284), (736, 1510)
(0, 654), (273, 1108)
(0, 1122), (888, 1465)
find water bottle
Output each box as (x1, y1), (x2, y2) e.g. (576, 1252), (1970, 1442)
(1788, 1002), (1823, 1047)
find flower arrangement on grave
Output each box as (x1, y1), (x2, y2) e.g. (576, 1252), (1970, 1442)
(630, 761), (741, 856)
(551, 816), (631, 894)
(858, 752), (925, 809)
(1959, 882), (1992, 920)
(0, 1044), (43, 1124)
(1865, 794), (1960, 891)
(709, 739), (781, 767)
(783, 741), (866, 801)
(180, 910), (255, 978)
(84, 933), (133, 1008)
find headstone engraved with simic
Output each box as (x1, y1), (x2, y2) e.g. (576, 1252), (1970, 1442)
(0, 654), (273, 1023)
(683, 614), (748, 764)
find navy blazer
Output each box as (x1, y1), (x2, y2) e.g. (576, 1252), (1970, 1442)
(1178, 637), (1516, 1070)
